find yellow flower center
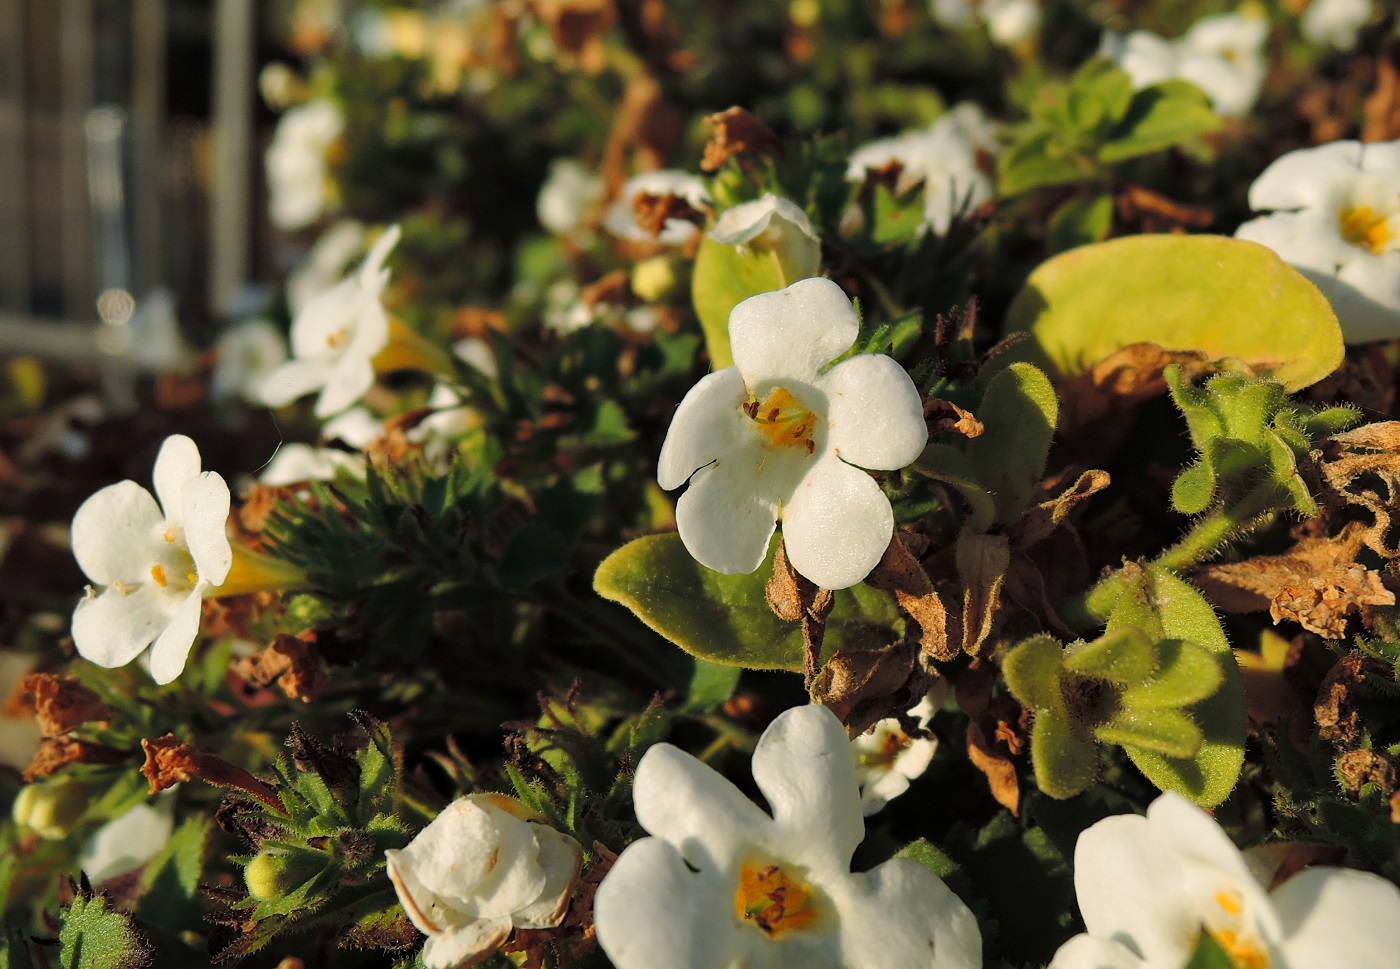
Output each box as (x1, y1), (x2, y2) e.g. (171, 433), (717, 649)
(1204, 891), (1270, 969)
(1338, 205), (1396, 254)
(150, 564), (167, 587)
(326, 327), (351, 349)
(742, 387), (817, 455)
(733, 861), (820, 938)
(857, 727), (912, 768)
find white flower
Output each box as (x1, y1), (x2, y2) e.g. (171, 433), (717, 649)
(258, 407), (380, 486)
(70, 435), (232, 685)
(386, 794), (583, 969)
(710, 194), (822, 281)
(287, 219), (367, 317)
(260, 225), (400, 417)
(603, 170), (712, 245)
(846, 106), (998, 238)
(1301, 0), (1372, 49)
(80, 793), (176, 884)
(852, 686), (944, 816)
(1235, 139), (1400, 343)
(537, 158), (604, 237)
(1049, 791), (1400, 969)
(1100, 12), (1268, 119)
(265, 99), (344, 231)
(930, 0), (1039, 44)
(212, 320), (288, 406)
(409, 383), (482, 467)
(594, 703), (982, 969)
(658, 277), (927, 590)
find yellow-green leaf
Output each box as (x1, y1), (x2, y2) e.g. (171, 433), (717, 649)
(691, 234), (816, 369)
(1003, 235), (1344, 392)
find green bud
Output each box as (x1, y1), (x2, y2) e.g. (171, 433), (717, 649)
(244, 849), (326, 900)
(630, 256), (681, 304)
(13, 781), (87, 839)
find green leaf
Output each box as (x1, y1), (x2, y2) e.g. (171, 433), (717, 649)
(1096, 708), (1203, 758)
(691, 233), (816, 370)
(137, 817), (210, 934)
(1183, 930), (1237, 969)
(912, 443), (999, 529)
(1099, 81), (1221, 163)
(1047, 194), (1113, 254)
(59, 888), (154, 969)
(1171, 460), (1217, 515)
(685, 659), (743, 712)
(1105, 566), (1245, 807)
(998, 130), (1089, 196)
(1031, 711), (1100, 800)
(1002, 634), (1068, 711)
(966, 363), (1059, 524)
(594, 534), (901, 671)
(1063, 626), (1155, 687)
(1003, 235), (1345, 392)
(895, 838), (962, 881)
(1123, 639), (1223, 708)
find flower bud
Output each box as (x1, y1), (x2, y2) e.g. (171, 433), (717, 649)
(13, 780), (87, 839)
(631, 256), (682, 304)
(244, 849), (327, 901)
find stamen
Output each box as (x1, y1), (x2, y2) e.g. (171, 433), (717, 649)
(734, 860), (819, 938)
(742, 387), (818, 453)
(1339, 205), (1396, 254)
(151, 565), (168, 588)
(1215, 891), (1242, 916)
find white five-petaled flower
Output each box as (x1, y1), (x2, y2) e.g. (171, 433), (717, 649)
(846, 104), (999, 238)
(852, 685), (945, 816)
(1049, 791), (1400, 969)
(1301, 0), (1372, 49)
(265, 98), (344, 231)
(710, 194), (822, 282)
(1099, 12), (1268, 119)
(211, 319), (289, 406)
(386, 793), (583, 969)
(930, 0), (1041, 45)
(658, 276), (927, 590)
(71, 435), (232, 685)
(287, 219), (367, 317)
(594, 703), (982, 969)
(1235, 139), (1400, 344)
(260, 224), (400, 417)
(258, 406), (380, 487)
(603, 170), (712, 245)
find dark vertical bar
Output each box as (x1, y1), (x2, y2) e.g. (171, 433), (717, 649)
(0, 2), (30, 310)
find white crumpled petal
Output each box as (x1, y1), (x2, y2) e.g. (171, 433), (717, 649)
(147, 589), (206, 685)
(316, 350), (379, 418)
(821, 353), (928, 471)
(182, 473), (232, 586)
(71, 482), (165, 586)
(421, 916), (513, 969)
(512, 825), (585, 928)
(72, 585), (174, 670)
(710, 194), (819, 247)
(730, 277), (858, 388)
(781, 455), (895, 591)
(153, 435), (202, 524)
(656, 368), (748, 491)
(603, 170), (711, 245)
(632, 743), (773, 872)
(260, 358), (336, 409)
(537, 158), (603, 237)
(751, 703), (863, 874)
(259, 444), (364, 486)
(1247, 140), (1362, 213)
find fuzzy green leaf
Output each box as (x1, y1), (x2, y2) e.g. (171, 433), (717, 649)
(1063, 627), (1156, 687)
(1031, 710), (1100, 800)
(1171, 461), (1217, 515)
(1096, 708), (1203, 759)
(966, 363), (1059, 524)
(1047, 194), (1113, 254)
(1002, 635), (1069, 711)
(691, 233), (817, 370)
(594, 534), (901, 670)
(998, 131), (1088, 196)
(1004, 235), (1344, 392)
(58, 890), (153, 969)
(1123, 639), (1224, 709)
(137, 817), (210, 935)
(1098, 81), (1220, 163)
(912, 443), (999, 530)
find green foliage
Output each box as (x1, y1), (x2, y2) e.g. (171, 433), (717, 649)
(1002, 234), (1346, 392)
(998, 61), (1219, 196)
(58, 883), (154, 969)
(593, 534), (902, 670)
(965, 363), (1059, 526)
(691, 231), (820, 370)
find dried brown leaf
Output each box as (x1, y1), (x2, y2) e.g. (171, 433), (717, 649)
(700, 107), (782, 173)
(1314, 654), (1391, 744)
(23, 737), (126, 781)
(1337, 748), (1398, 797)
(1059, 342), (1214, 435)
(1115, 185), (1214, 233)
(864, 535), (954, 661)
(1364, 41), (1400, 144)
(1270, 565), (1394, 639)
(22, 674), (110, 737)
(924, 398), (984, 439)
(765, 540), (804, 622)
(141, 735), (283, 811)
(956, 530), (1010, 656)
(810, 640), (921, 736)
(966, 720), (1019, 816)
(1014, 468), (1111, 548)
(229, 633), (327, 703)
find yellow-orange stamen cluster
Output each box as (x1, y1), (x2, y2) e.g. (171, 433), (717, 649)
(1339, 205), (1396, 254)
(1205, 891), (1269, 969)
(734, 862), (819, 938)
(150, 564), (168, 588)
(743, 388), (817, 455)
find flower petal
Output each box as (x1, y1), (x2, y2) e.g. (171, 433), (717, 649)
(831, 857), (982, 969)
(1273, 866), (1400, 969)
(71, 585), (173, 670)
(820, 354), (928, 471)
(315, 353), (377, 418)
(632, 743), (773, 872)
(730, 277), (859, 388)
(146, 590), (204, 685)
(780, 455), (893, 590)
(71, 482), (165, 585)
(421, 916), (513, 969)
(260, 358), (335, 408)
(394, 799), (508, 908)
(674, 459), (781, 577)
(1333, 250), (1400, 342)
(359, 223), (400, 289)
(594, 837), (740, 969)
(657, 368), (749, 490)
(80, 796), (175, 884)
(459, 808), (549, 919)
(182, 473), (232, 586)
(751, 705), (864, 874)
(1048, 935), (1146, 969)
(512, 825), (583, 928)
(152, 435), (201, 524)
(1247, 141), (1362, 213)
(1234, 210), (1357, 276)
(289, 276), (361, 360)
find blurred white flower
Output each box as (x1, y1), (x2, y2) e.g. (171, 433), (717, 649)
(852, 686), (944, 816)
(594, 703), (982, 969)
(657, 277), (927, 590)
(80, 793), (176, 884)
(846, 104), (998, 237)
(1049, 791), (1400, 969)
(930, 0), (1040, 44)
(710, 194), (822, 281)
(1100, 12), (1268, 118)
(410, 383), (483, 467)
(1235, 139), (1400, 343)
(603, 170), (711, 245)
(265, 98), (344, 231)
(0, 650), (40, 771)
(70, 435), (231, 685)
(259, 406), (380, 487)
(260, 225), (399, 417)
(287, 219), (367, 317)
(1301, 0), (1372, 49)
(537, 158), (604, 238)
(386, 793), (582, 969)
(212, 320), (288, 406)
